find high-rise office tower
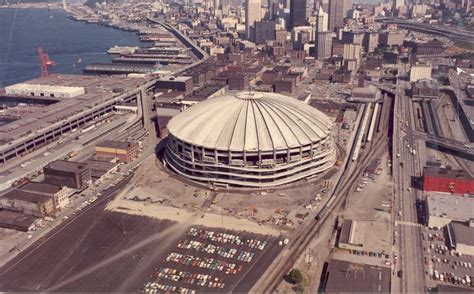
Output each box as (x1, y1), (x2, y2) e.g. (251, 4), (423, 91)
(328, 0), (344, 32)
(315, 6), (328, 32)
(246, 0), (262, 40)
(289, 0), (307, 29)
(268, 0), (279, 20)
(342, 0), (353, 18)
(315, 31), (332, 59)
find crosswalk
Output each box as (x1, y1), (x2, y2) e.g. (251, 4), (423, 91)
(395, 220), (423, 227)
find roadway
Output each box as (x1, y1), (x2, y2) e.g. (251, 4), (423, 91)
(379, 19), (474, 45)
(392, 71), (426, 293)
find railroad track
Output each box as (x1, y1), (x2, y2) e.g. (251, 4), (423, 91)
(254, 97), (394, 293)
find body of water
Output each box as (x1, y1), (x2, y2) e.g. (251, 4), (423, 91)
(0, 8), (143, 87)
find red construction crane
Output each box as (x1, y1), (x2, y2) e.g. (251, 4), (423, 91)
(38, 47), (56, 77)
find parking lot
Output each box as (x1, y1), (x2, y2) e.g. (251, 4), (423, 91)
(142, 227), (282, 293)
(422, 227), (474, 289)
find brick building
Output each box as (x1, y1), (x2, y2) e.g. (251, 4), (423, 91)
(44, 160), (91, 190)
(95, 140), (139, 163)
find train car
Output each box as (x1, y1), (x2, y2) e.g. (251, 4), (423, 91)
(352, 104), (371, 161)
(366, 103), (379, 143)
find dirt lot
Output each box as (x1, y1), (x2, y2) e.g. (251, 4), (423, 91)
(123, 155), (340, 235)
(332, 152), (393, 266)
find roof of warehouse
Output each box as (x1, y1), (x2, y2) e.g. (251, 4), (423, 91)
(19, 182), (64, 195)
(449, 221), (474, 247)
(45, 160), (89, 173)
(426, 193), (474, 221)
(0, 210), (37, 230)
(2, 189), (52, 204)
(324, 259), (391, 293)
(5, 83), (84, 93)
(339, 220), (352, 245)
(96, 140), (135, 150)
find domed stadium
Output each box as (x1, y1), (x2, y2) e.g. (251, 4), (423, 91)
(164, 91), (336, 188)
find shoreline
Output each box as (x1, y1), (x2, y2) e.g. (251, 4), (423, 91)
(0, 7), (145, 87)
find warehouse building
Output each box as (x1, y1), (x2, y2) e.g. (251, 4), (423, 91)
(322, 259), (391, 293)
(5, 83), (85, 98)
(338, 219), (365, 250)
(425, 193), (474, 227)
(423, 167), (474, 195)
(19, 181), (70, 210)
(0, 189), (55, 218)
(156, 76), (194, 94)
(0, 210), (36, 232)
(447, 221), (474, 256)
(44, 160), (91, 190)
(95, 140), (139, 163)
(165, 91), (336, 188)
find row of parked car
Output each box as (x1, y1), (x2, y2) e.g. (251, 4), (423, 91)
(142, 282), (195, 294)
(432, 271), (473, 287)
(430, 255), (473, 268)
(423, 232), (445, 242)
(166, 252), (243, 274)
(187, 228), (267, 250)
(152, 267), (226, 289)
(177, 240), (255, 263)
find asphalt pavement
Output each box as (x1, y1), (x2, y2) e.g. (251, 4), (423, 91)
(392, 74), (427, 293)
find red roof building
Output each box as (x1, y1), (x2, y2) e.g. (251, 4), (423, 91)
(423, 167), (474, 195)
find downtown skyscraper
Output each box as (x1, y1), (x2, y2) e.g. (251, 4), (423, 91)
(246, 0), (262, 40)
(289, 0), (307, 29)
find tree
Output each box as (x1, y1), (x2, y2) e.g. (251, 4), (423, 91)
(288, 268), (304, 284)
(297, 275), (310, 292)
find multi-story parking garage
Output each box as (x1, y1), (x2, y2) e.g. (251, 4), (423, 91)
(164, 91), (336, 188)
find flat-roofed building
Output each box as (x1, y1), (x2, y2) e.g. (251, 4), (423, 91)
(0, 210), (37, 232)
(1, 189), (55, 217)
(425, 193), (474, 227)
(447, 221), (474, 256)
(338, 219), (365, 250)
(44, 160), (91, 190)
(156, 76), (194, 94)
(423, 167), (473, 195)
(410, 65), (432, 82)
(95, 140), (139, 163)
(19, 181), (70, 210)
(322, 259), (391, 293)
(5, 83), (85, 98)
(379, 31), (405, 47)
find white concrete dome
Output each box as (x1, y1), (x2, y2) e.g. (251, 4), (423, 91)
(164, 91), (336, 188)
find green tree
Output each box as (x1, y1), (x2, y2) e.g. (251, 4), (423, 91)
(297, 276), (310, 292)
(288, 268), (304, 284)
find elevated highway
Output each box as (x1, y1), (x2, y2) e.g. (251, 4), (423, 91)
(378, 19), (474, 45)
(146, 17), (208, 75)
(412, 130), (474, 160)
